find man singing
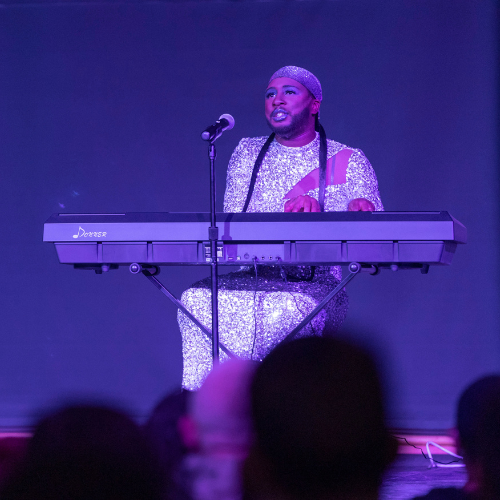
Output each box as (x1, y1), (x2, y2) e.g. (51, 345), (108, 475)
(178, 66), (383, 390)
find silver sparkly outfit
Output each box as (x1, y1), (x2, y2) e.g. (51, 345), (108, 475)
(178, 133), (383, 390)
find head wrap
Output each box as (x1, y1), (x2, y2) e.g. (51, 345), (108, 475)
(268, 66), (322, 101)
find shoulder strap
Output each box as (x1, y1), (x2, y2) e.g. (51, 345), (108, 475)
(242, 133), (275, 212)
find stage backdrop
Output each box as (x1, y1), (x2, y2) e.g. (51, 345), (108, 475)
(0, 0), (498, 429)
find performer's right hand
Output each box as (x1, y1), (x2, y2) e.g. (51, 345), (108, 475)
(284, 195), (321, 212)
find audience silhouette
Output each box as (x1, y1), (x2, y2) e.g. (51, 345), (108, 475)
(144, 390), (193, 500)
(414, 375), (500, 500)
(3, 344), (497, 500)
(0, 404), (164, 500)
(245, 336), (397, 500)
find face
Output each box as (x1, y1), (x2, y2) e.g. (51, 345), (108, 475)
(265, 77), (320, 139)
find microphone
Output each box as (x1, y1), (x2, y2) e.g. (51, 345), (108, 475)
(201, 114), (235, 142)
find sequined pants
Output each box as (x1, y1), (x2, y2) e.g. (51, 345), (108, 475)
(177, 267), (348, 390)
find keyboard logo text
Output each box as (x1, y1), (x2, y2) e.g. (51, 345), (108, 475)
(72, 226), (107, 239)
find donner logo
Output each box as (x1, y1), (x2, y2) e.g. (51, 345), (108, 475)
(72, 227), (107, 239)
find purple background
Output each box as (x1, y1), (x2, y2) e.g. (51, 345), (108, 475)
(0, 0), (498, 429)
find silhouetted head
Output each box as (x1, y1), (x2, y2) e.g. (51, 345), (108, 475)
(144, 390), (193, 500)
(457, 375), (500, 498)
(1, 404), (164, 500)
(190, 359), (258, 457)
(247, 336), (396, 499)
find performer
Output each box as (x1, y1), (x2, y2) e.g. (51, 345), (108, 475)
(178, 66), (383, 390)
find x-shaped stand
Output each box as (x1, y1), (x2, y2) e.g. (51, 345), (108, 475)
(134, 261), (375, 359)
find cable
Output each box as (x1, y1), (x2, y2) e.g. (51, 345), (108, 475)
(251, 257), (258, 360)
(277, 257), (288, 283)
(289, 291), (318, 336)
(276, 258), (320, 337)
(393, 436), (464, 467)
(425, 441), (465, 468)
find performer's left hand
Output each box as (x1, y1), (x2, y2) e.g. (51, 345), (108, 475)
(348, 198), (375, 211)
(284, 195), (321, 212)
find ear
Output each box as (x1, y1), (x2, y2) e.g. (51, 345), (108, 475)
(311, 100), (321, 115)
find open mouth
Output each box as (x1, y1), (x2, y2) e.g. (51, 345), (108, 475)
(271, 108), (288, 122)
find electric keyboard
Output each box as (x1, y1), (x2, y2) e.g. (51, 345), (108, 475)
(43, 211), (466, 267)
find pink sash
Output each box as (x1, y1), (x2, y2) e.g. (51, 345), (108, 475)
(284, 148), (353, 199)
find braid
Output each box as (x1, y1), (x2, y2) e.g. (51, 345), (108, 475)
(242, 133), (275, 212)
(318, 121), (327, 212)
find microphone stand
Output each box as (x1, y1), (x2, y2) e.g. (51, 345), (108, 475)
(208, 141), (219, 364)
(202, 115), (234, 365)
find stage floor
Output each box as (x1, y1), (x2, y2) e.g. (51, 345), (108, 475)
(380, 455), (467, 499)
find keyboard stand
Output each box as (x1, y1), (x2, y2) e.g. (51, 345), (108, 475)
(282, 262), (364, 344)
(136, 266), (237, 359)
(135, 262), (381, 359)
(282, 261), (430, 343)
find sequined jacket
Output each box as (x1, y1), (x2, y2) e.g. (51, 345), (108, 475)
(223, 133), (383, 213)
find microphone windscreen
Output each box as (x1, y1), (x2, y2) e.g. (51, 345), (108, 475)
(219, 114), (235, 131)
